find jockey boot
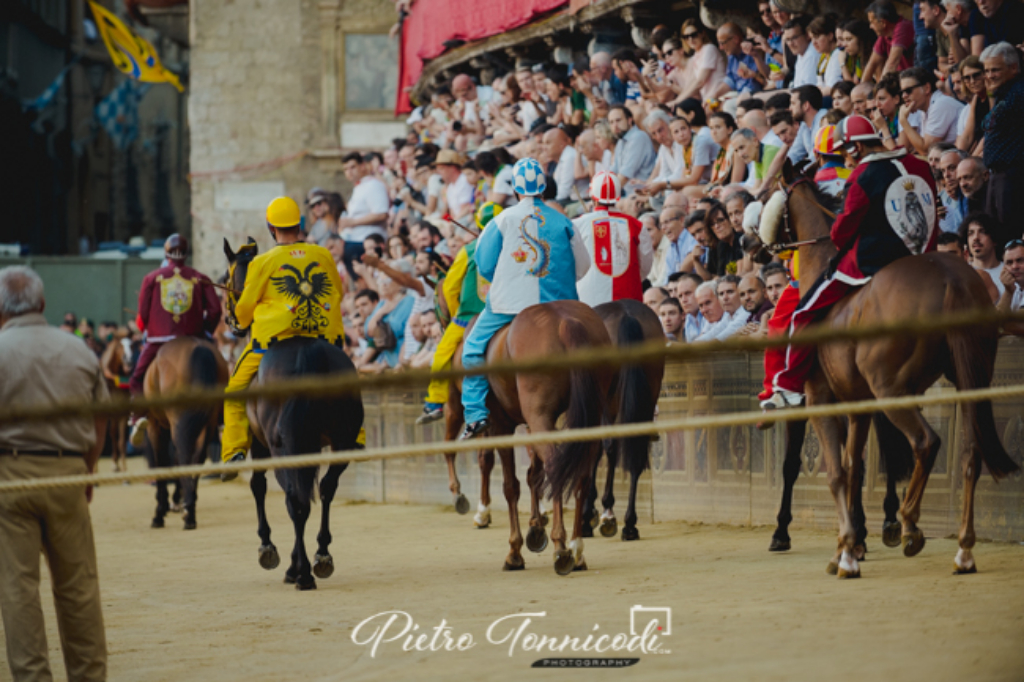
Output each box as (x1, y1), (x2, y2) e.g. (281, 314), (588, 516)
(458, 418), (490, 441)
(759, 389), (805, 411)
(220, 452), (246, 482)
(128, 416), (149, 449)
(415, 403), (445, 425)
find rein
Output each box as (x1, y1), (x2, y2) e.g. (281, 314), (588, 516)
(767, 175), (835, 252)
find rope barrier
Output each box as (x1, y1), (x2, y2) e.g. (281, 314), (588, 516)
(1, 381), (1022, 494)
(0, 306), (1020, 428)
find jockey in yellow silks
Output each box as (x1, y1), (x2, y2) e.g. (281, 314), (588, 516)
(416, 202), (501, 424)
(221, 197), (359, 474)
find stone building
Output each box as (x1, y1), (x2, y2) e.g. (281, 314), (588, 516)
(188, 0), (403, 277)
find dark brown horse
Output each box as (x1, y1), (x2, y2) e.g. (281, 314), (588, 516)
(579, 299), (665, 542)
(142, 336), (229, 529)
(100, 333), (134, 473)
(765, 172), (1019, 577)
(443, 300), (614, 574)
(225, 238), (365, 591)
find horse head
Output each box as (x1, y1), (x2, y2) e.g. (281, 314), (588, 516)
(223, 237), (259, 336)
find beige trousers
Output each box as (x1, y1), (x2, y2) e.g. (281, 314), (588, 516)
(0, 455), (107, 682)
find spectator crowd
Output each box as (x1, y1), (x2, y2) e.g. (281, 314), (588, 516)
(305, 0), (1024, 353)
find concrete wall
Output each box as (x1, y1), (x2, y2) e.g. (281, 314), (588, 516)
(335, 342), (1024, 543)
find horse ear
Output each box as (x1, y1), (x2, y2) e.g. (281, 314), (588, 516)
(247, 236), (257, 245)
(223, 238), (235, 263)
(781, 158), (796, 186)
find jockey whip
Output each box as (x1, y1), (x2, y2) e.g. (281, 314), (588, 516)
(443, 213), (480, 238)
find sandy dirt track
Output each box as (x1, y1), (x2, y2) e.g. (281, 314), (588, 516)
(5, 459), (1024, 682)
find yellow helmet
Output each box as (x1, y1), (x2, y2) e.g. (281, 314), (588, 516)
(266, 196), (301, 229)
(475, 201), (503, 230)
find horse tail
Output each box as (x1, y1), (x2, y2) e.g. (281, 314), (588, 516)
(872, 413), (914, 483)
(173, 344), (219, 464)
(614, 311), (654, 480)
(275, 341), (330, 503)
(947, 323), (1020, 479)
(545, 318), (605, 502)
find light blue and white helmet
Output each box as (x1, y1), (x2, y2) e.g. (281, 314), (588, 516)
(512, 157), (547, 197)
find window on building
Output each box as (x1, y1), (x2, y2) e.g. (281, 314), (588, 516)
(344, 34), (398, 111)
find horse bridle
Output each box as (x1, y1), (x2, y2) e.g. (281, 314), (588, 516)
(225, 249), (257, 337)
(766, 175), (836, 254)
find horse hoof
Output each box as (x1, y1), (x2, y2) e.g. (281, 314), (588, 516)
(454, 494), (470, 515)
(953, 563), (978, 575)
(573, 560), (588, 572)
(826, 561), (838, 575)
(769, 537), (791, 552)
(588, 513), (599, 529)
(882, 522), (902, 548)
(183, 519), (197, 531)
(553, 550), (576, 576)
(169, 504), (183, 514)
(902, 530), (925, 557)
(837, 567), (861, 579)
(525, 526), (548, 553)
(151, 517), (165, 529)
(258, 545), (280, 570)
(599, 517), (618, 538)
(581, 524), (594, 538)
(503, 560), (525, 571)
(621, 527), (640, 542)
(473, 511), (491, 528)
(313, 554), (334, 579)
(853, 544), (866, 561)
(295, 578), (317, 591)
(283, 569), (297, 584)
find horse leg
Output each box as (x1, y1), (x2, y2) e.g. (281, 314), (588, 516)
(313, 463), (349, 580)
(879, 407), (940, 558)
(770, 419), (806, 552)
(284, 486), (316, 590)
(844, 415), (871, 573)
(882, 474), (903, 548)
(524, 449), (549, 553)
(598, 444), (618, 538)
(444, 400), (469, 515)
(249, 439), (278, 571)
(146, 425), (170, 528)
(621, 464), (641, 542)
(498, 447), (524, 570)
(179, 475), (200, 530)
(579, 453), (600, 539)
(954, 417), (983, 575)
(475, 449), (495, 528)
(570, 473), (591, 572)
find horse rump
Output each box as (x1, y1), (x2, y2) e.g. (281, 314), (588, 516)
(172, 343), (220, 464)
(544, 318), (605, 502)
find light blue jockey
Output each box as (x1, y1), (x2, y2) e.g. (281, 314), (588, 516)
(458, 157), (591, 440)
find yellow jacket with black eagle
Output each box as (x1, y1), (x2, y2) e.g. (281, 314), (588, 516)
(233, 242), (346, 347)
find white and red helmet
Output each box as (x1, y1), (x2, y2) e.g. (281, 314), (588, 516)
(590, 171), (621, 206)
(835, 115), (881, 146)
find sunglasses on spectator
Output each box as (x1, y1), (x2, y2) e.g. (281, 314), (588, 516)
(760, 8), (773, 15)
(683, 33), (700, 40)
(900, 83), (922, 96)
(1006, 239), (1024, 251)
(962, 72), (983, 82)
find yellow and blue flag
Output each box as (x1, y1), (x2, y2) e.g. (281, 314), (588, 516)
(88, 0), (183, 92)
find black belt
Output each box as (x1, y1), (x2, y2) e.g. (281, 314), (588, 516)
(0, 449), (83, 458)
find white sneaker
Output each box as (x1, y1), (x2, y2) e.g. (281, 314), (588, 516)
(759, 389), (804, 410)
(129, 417), (149, 448)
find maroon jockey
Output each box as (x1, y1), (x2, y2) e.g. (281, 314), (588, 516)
(128, 234), (221, 444)
(761, 115), (938, 410)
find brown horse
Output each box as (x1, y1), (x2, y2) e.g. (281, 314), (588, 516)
(443, 300), (614, 574)
(100, 334), (134, 473)
(765, 171), (1019, 577)
(142, 336), (229, 530)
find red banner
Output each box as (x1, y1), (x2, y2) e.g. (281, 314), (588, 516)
(396, 0), (568, 114)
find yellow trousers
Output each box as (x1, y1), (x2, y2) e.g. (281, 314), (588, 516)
(222, 341), (365, 462)
(425, 321), (466, 406)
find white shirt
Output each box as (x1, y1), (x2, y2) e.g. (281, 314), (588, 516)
(648, 237), (671, 287)
(695, 308), (750, 341)
(818, 47), (844, 90)
(920, 90), (965, 144)
(791, 44), (822, 88)
(656, 142), (686, 183)
(1011, 282), (1024, 312)
(984, 263), (1006, 299)
(344, 176), (389, 241)
(445, 174), (475, 218)
(957, 104), (970, 137)
(761, 130), (784, 147)
(554, 145), (578, 202)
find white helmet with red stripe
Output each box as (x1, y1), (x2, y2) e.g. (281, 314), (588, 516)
(589, 171), (621, 206)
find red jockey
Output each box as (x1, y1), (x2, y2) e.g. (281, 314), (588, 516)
(574, 171), (653, 306)
(762, 115), (938, 410)
(128, 234), (222, 442)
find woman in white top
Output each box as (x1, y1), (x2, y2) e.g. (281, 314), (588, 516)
(808, 16), (843, 92)
(665, 20), (727, 106)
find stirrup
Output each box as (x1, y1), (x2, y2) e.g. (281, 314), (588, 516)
(415, 404), (444, 425)
(129, 417), (149, 448)
(220, 452), (246, 482)
(458, 419), (490, 441)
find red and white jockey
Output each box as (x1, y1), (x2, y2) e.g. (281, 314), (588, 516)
(574, 171), (653, 306)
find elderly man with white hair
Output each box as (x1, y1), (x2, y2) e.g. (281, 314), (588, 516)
(981, 42), (1024, 240)
(641, 109), (684, 209)
(0, 266), (109, 681)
